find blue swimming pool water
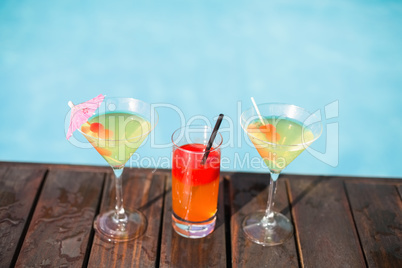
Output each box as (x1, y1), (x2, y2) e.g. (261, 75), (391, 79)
(1, 0), (401, 178)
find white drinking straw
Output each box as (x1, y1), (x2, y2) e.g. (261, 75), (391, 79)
(251, 97), (265, 125)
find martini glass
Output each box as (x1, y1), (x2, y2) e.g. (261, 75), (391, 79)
(78, 97), (158, 242)
(240, 103), (322, 246)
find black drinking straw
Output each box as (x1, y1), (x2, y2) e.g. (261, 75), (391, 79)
(202, 114), (224, 165)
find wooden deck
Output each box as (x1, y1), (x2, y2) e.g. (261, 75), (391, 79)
(0, 162), (401, 267)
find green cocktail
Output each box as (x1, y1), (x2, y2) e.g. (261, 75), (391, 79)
(241, 103), (322, 246)
(247, 117), (315, 173)
(82, 112), (151, 168)
(79, 98), (158, 243)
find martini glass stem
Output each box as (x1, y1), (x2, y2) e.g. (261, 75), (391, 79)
(262, 172), (280, 226)
(112, 167), (127, 224)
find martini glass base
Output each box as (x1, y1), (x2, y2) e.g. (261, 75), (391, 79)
(242, 210), (293, 246)
(94, 209), (147, 243)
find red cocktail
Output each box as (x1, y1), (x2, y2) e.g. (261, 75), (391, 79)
(171, 126), (222, 238)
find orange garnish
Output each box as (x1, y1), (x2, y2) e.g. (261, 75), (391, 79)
(259, 124), (276, 133)
(81, 124), (91, 134)
(274, 132), (281, 142)
(98, 129), (114, 139)
(94, 147), (112, 157)
(259, 124), (281, 143)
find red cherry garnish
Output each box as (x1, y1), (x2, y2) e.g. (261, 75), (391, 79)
(90, 123), (104, 133)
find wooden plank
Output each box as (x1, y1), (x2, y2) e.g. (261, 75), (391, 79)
(0, 166), (46, 267)
(0, 161), (112, 174)
(88, 169), (166, 267)
(345, 177), (402, 185)
(345, 182), (402, 267)
(229, 172), (299, 268)
(159, 174), (226, 267)
(15, 169), (104, 267)
(287, 175), (366, 268)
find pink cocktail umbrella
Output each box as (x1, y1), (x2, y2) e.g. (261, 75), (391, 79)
(66, 94), (105, 140)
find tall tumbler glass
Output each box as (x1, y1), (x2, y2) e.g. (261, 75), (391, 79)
(171, 125), (223, 238)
